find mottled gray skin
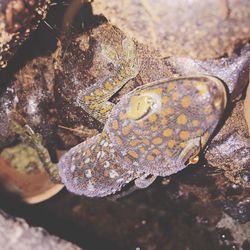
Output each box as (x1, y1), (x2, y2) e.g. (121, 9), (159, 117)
(58, 132), (140, 197)
(11, 74), (227, 197)
(58, 76), (227, 196)
(8, 35), (229, 197)
(106, 76), (227, 176)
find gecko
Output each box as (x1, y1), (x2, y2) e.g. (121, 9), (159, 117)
(10, 38), (228, 197)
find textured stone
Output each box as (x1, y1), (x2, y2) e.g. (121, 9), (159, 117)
(0, 210), (81, 250)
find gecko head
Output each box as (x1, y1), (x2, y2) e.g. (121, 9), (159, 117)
(172, 76), (227, 167)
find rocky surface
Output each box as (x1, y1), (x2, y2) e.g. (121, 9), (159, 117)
(0, 0), (52, 69)
(244, 82), (250, 134)
(0, 1), (249, 249)
(0, 210), (81, 249)
(93, 0), (250, 59)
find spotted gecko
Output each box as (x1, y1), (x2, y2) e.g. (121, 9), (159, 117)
(11, 38), (227, 197)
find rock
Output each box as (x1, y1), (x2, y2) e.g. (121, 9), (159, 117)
(0, 1), (249, 249)
(92, 0), (250, 59)
(0, 143), (64, 204)
(0, 0), (52, 69)
(244, 80), (250, 134)
(0, 210), (81, 249)
(168, 44), (250, 100)
(0, 55), (58, 148)
(206, 101), (250, 188)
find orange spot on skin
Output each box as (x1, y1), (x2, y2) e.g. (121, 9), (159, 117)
(163, 128), (173, 137)
(84, 96), (94, 102)
(161, 107), (174, 116)
(122, 125), (132, 135)
(89, 104), (98, 110)
(168, 140), (176, 148)
(192, 119), (200, 127)
(167, 82), (176, 91)
(128, 150), (139, 159)
(148, 114), (158, 123)
(115, 136), (123, 145)
(181, 96), (191, 108)
(179, 131), (190, 140)
(147, 154), (155, 161)
(94, 89), (103, 96)
(151, 125), (158, 132)
(152, 137), (163, 145)
(130, 140), (140, 146)
(112, 120), (119, 130)
(104, 82), (113, 91)
(139, 147), (146, 153)
(162, 96), (169, 104)
(152, 148), (161, 156)
(172, 92), (179, 101)
(161, 118), (168, 126)
(177, 114), (188, 125)
(100, 106), (112, 114)
(143, 138), (150, 145)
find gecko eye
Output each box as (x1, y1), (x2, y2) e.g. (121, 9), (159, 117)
(188, 155), (199, 165)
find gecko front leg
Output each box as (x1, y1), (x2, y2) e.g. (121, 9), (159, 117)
(77, 37), (139, 124)
(9, 121), (61, 184)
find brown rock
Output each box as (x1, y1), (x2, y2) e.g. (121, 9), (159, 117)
(0, 210), (81, 249)
(0, 0), (52, 69)
(206, 101), (250, 188)
(244, 81), (250, 133)
(92, 0), (250, 59)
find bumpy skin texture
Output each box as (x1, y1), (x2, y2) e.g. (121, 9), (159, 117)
(76, 37), (139, 124)
(58, 132), (140, 197)
(0, 0), (51, 69)
(5, 35), (228, 197)
(106, 76), (227, 176)
(58, 76), (227, 196)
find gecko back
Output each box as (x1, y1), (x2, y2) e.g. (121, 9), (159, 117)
(58, 132), (140, 197)
(105, 76), (227, 176)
